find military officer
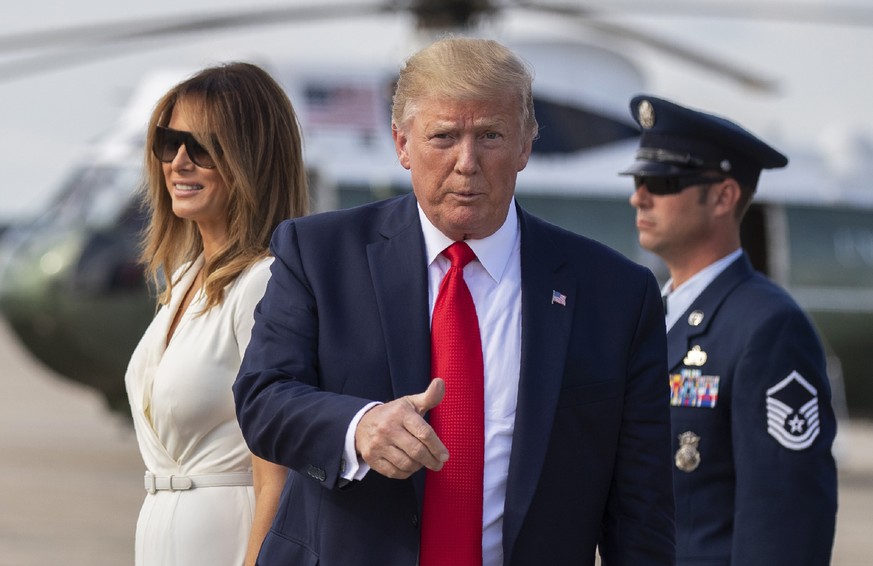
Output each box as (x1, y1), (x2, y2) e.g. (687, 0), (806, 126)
(623, 94), (838, 565)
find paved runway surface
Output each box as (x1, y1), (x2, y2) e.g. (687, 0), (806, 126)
(0, 317), (870, 565)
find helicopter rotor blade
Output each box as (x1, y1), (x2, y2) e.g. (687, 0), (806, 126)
(0, 2), (391, 56)
(0, 2), (403, 84)
(567, 0), (873, 28)
(4, 0), (870, 88)
(515, 1), (777, 92)
(4, 0), (872, 57)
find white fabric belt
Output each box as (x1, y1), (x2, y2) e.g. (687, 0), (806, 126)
(144, 471), (253, 494)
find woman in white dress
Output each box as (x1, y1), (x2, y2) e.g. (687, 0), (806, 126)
(125, 62), (308, 566)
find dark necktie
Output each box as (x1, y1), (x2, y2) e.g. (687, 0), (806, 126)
(420, 241), (484, 566)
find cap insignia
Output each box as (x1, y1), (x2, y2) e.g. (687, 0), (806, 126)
(638, 100), (655, 129)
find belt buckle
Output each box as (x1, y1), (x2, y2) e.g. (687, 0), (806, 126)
(168, 475), (193, 491)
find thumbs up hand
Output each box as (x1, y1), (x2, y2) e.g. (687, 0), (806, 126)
(409, 377), (445, 416)
(355, 378), (449, 479)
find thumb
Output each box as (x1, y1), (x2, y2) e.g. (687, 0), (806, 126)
(409, 378), (445, 416)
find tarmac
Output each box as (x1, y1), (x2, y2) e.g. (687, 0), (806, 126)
(0, 317), (871, 565)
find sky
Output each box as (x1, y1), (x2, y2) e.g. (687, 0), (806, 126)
(1, 0), (872, 220)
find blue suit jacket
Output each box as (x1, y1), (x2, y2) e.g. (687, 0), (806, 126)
(667, 253), (837, 565)
(234, 194), (675, 565)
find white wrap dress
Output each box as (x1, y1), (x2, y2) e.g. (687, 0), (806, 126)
(125, 255), (273, 566)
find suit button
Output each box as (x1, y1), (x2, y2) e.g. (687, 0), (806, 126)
(305, 464), (326, 482)
(412, 513), (419, 528)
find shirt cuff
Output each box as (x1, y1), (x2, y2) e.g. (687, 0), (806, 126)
(341, 401), (381, 481)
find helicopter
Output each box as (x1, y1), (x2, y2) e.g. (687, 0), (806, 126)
(0, 0), (871, 417)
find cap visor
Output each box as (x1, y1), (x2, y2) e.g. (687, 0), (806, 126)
(619, 160), (700, 177)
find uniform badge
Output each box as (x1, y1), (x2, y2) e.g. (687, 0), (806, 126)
(687, 310), (704, 326)
(675, 431), (701, 472)
(670, 368), (719, 408)
(638, 100), (656, 129)
(683, 345), (707, 366)
(766, 370), (821, 450)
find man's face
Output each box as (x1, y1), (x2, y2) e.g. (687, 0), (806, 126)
(629, 178), (717, 263)
(393, 96), (533, 241)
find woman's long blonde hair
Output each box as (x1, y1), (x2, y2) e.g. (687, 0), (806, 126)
(140, 62), (308, 310)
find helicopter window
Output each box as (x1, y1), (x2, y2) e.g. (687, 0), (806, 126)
(531, 97), (639, 155)
(514, 193), (641, 260)
(85, 167), (142, 226)
(337, 184), (408, 209)
(333, 183), (649, 274)
(740, 204), (769, 275)
(41, 165), (142, 230)
(786, 205), (873, 288)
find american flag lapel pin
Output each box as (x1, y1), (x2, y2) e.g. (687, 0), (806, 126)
(551, 290), (567, 306)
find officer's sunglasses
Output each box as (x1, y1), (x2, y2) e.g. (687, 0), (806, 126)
(634, 175), (725, 196)
(152, 126), (221, 169)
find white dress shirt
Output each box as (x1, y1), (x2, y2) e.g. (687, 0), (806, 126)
(342, 200), (522, 566)
(662, 248), (743, 331)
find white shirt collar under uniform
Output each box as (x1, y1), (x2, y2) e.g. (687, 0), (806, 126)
(663, 248), (743, 332)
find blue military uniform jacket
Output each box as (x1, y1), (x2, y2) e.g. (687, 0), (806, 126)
(667, 252), (837, 565)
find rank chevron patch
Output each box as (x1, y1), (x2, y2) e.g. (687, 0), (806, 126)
(766, 370), (821, 450)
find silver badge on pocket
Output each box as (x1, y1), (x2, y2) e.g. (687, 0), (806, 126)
(675, 431), (701, 472)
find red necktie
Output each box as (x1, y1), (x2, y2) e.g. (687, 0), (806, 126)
(420, 241), (484, 566)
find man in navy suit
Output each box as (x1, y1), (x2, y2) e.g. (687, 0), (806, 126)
(234, 38), (675, 565)
(623, 94), (838, 565)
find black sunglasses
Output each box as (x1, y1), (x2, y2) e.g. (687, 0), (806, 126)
(152, 126), (221, 169)
(633, 175), (725, 196)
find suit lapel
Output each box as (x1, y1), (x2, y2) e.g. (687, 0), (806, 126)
(367, 194), (431, 400)
(503, 207), (573, 558)
(366, 194), (431, 507)
(667, 253), (755, 370)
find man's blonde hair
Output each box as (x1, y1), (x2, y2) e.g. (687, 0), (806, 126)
(392, 37), (538, 141)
